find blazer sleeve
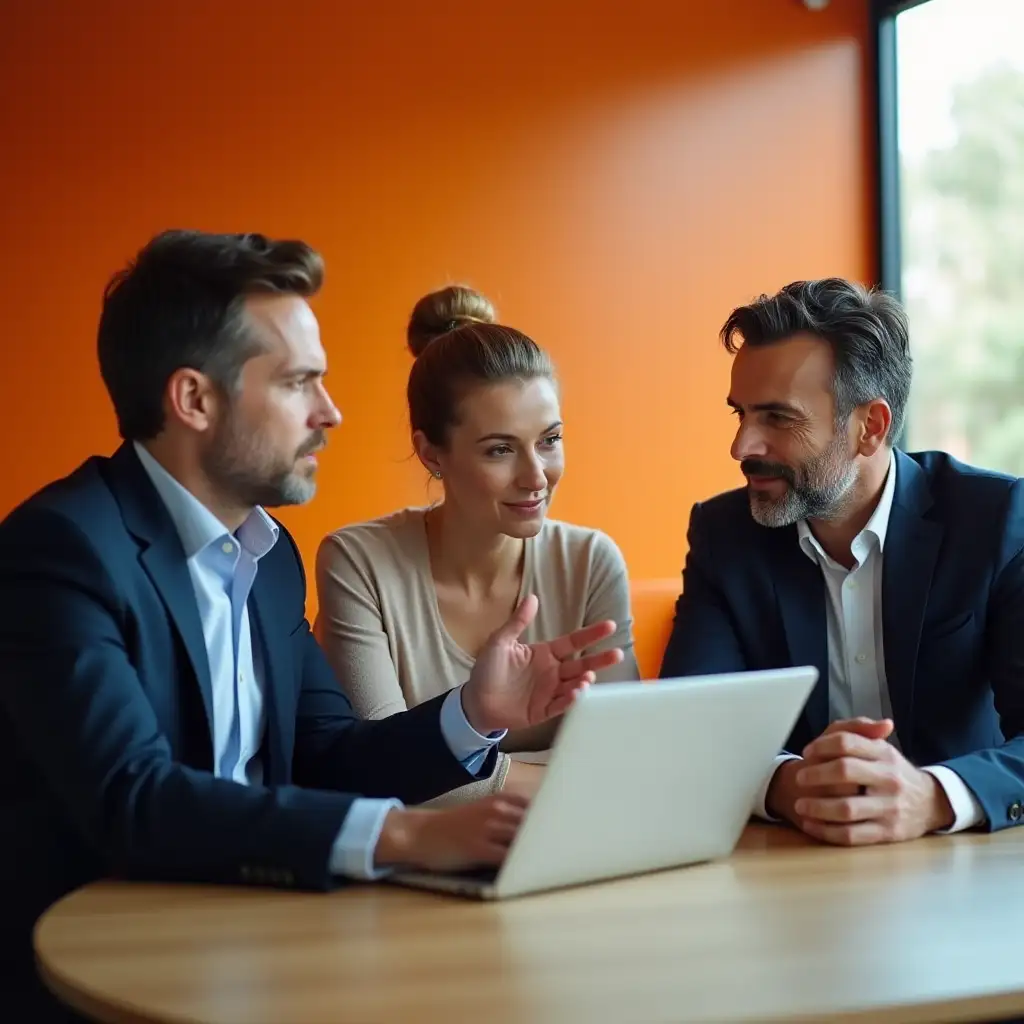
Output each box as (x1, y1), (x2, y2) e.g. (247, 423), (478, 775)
(937, 482), (1024, 831)
(659, 501), (750, 678)
(291, 618), (498, 800)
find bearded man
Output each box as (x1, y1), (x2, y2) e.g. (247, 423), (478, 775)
(0, 230), (622, 1021)
(660, 278), (1024, 848)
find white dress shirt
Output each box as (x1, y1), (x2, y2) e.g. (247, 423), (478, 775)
(754, 449), (985, 832)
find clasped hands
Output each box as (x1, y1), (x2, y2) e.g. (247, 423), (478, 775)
(766, 717), (955, 845)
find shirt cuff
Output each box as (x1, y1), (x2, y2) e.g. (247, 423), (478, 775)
(752, 753), (802, 820)
(329, 798), (403, 880)
(440, 685), (506, 774)
(921, 765), (986, 833)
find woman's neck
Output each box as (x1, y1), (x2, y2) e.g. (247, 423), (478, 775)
(424, 502), (525, 597)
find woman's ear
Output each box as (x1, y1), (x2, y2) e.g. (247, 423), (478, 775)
(412, 429), (444, 479)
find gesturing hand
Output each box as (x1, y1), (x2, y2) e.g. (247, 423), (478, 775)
(792, 717), (954, 845)
(460, 593), (623, 736)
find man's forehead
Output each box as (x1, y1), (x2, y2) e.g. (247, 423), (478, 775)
(732, 334), (834, 393)
(242, 294), (323, 363)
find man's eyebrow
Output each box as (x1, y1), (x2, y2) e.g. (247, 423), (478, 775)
(727, 398), (801, 415)
(277, 366), (326, 379)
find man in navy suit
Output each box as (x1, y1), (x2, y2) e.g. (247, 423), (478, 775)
(0, 230), (622, 1020)
(660, 278), (1024, 847)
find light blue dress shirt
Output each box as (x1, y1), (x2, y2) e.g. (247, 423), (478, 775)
(133, 443), (504, 879)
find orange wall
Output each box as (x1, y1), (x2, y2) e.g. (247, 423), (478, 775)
(0, 0), (873, 611)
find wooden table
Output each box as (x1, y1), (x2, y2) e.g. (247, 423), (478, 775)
(35, 824), (1024, 1024)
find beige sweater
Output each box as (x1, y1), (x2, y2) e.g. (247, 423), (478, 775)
(313, 508), (640, 804)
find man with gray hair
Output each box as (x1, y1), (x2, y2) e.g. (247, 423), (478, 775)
(661, 278), (1024, 847)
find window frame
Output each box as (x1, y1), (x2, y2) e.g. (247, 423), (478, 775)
(871, 0), (937, 448)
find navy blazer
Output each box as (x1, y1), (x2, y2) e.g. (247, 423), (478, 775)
(660, 449), (1024, 832)
(0, 444), (495, 971)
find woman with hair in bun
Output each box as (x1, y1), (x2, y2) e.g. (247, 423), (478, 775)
(314, 286), (639, 804)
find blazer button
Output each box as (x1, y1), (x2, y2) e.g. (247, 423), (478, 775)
(1009, 802), (1023, 823)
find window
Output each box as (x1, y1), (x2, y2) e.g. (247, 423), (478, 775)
(888, 0), (1024, 473)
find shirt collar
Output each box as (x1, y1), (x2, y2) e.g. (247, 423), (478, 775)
(797, 447), (897, 566)
(133, 441), (279, 561)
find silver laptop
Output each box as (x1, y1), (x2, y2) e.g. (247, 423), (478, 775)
(389, 665), (817, 900)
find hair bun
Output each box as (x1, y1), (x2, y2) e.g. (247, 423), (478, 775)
(407, 285), (497, 358)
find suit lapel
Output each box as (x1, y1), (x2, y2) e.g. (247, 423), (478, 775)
(137, 540), (216, 738)
(105, 444), (215, 743)
(769, 531), (830, 737)
(881, 452), (943, 756)
(247, 578), (290, 785)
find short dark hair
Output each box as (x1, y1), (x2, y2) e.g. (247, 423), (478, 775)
(720, 278), (912, 442)
(98, 229), (324, 440)
(406, 285), (555, 447)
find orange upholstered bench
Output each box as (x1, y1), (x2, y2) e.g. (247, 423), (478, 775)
(628, 578), (679, 680)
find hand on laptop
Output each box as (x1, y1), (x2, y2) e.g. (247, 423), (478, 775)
(768, 717), (955, 844)
(374, 794), (529, 872)
(459, 593), (623, 736)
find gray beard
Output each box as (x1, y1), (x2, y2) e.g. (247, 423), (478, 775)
(747, 446), (857, 528)
(201, 420), (320, 510)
